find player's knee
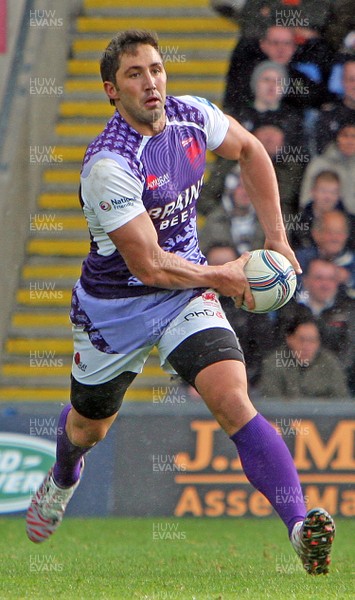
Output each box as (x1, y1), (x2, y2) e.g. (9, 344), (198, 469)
(69, 421), (109, 447)
(213, 387), (247, 417)
(209, 387), (255, 433)
(67, 407), (114, 446)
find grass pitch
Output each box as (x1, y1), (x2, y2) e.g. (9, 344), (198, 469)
(0, 517), (353, 599)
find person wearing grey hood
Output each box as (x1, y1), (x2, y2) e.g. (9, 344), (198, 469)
(235, 60), (306, 149)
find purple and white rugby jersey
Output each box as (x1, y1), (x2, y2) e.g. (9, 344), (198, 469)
(79, 95), (229, 298)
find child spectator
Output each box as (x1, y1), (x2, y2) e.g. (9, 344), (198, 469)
(293, 170), (345, 248)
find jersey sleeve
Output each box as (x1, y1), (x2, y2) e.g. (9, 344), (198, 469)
(80, 157), (146, 233)
(177, 95), (230, 151)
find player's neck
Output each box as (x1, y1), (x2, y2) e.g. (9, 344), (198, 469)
(116, 106), (166, 136)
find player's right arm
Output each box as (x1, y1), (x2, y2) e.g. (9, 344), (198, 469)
(108, 212), (254, 308)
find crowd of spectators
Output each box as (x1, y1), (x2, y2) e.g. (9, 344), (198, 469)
(196, 0), (355, 399)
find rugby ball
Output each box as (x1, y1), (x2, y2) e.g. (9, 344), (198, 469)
(241, 249), (296, 313)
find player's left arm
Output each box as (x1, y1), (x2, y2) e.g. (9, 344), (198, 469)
(214, 115), (302, 274)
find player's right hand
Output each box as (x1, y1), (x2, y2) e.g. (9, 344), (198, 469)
(216, 252), (255, 311)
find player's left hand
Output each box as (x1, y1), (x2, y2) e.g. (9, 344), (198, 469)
(264, 238), (302, 275)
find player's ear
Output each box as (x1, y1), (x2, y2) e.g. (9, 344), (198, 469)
(103, 80), (120, 102)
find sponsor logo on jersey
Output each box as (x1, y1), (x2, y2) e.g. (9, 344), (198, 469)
(148, 176), (204, 230)
(146, 172), (170, 191)
(111, 197), (135, 209)
(99, 201), (111, 211)
(185, 139), (203, 167)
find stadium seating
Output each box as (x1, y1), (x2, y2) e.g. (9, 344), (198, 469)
(0, 0), (237, 403)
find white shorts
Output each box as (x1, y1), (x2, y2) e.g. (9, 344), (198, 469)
(70, 283), (235, 385)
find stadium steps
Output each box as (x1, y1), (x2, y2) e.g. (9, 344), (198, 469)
(0, 0), (237, 404)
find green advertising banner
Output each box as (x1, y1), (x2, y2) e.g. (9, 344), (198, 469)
(0, 433), (56, 513)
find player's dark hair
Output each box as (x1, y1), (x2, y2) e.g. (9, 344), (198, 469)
(100, 30), (161, 106)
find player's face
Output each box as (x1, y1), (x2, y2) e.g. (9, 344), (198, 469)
(105, 44), (167, 135)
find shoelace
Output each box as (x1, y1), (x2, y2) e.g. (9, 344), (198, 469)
(39, 479), (74, 517)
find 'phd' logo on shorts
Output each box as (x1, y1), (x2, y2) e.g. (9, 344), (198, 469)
(184, 309), (224, 321)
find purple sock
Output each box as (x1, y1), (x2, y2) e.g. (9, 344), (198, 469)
(231, 413), (306, 536)
(53, 404), (91, 488)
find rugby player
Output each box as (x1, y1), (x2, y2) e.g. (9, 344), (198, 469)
(26, 30), (335, 575)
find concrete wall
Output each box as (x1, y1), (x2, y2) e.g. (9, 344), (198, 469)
(0, 0), (82, 354)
